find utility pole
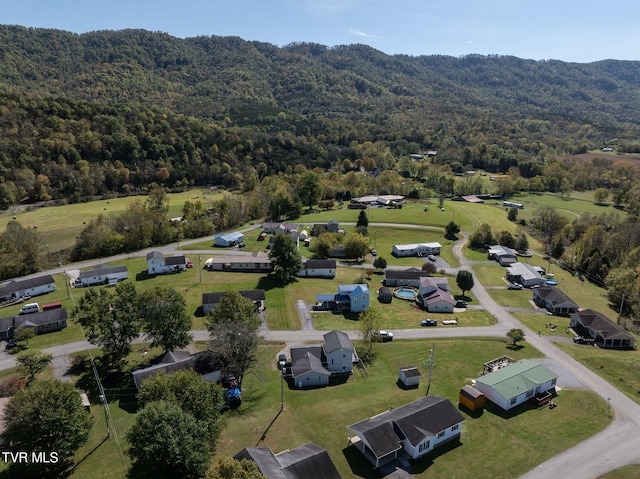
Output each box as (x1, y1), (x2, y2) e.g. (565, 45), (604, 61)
(425, 344), (435, 396)
(199, 256), (202, 284)
(63, 270), (70, 300)
(280, 368), (285, 411)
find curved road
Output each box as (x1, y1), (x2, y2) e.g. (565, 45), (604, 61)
(4, 222), (640, 478)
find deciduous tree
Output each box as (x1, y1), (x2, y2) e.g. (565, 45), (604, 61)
(269, 233), (302, 284)
(207, 291), (262, 387)
(359, 306), (382, 354)
(206, 457), (266, 479)
(72, 282), (140, 367)
(138, 286), (192, 352)
(4, 379), (92, 476)
(456, 270), (475, 297)
(16, 349), (54, 382)
(506, 328), (526, 346)
(127, 401), (211, 479)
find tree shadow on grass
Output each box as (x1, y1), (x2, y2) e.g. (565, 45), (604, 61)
(135, 271), (155, 281)
(257, 275), (286, 292)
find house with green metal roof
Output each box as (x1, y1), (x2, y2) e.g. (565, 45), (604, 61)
(473, 359), (558, 411)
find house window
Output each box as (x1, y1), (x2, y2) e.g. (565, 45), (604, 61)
(419, 440), (430, 452)
(437, 431), (445, 438)
(331, 359), (334, 365)
(526, 390), (534, 398)
(551, 378), (557, 386)
(510, 397), (517, 405)
(451, 424), (459, 431)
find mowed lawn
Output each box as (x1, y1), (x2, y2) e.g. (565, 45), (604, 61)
(215, 338), (610, 479)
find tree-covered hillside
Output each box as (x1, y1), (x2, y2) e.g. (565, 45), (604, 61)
(2, 25), (640, 208)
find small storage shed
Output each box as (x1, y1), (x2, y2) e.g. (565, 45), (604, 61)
(398, 367), (421, 388)
(459, 384), (485, 411)
(378, 287), (393, 304)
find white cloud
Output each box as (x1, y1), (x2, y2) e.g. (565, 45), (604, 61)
(349, 28), (379, 39)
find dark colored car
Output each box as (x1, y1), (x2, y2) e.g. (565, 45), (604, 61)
(421, 319), (438, 327)
(455, 300), (468, 308)
(277, 353), (287, 370)
(5, 339), (17, 350)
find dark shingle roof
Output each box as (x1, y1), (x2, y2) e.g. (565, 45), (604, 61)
(349, 396), (464, 457)
(322, 330), (353, 354)
(16, 307), (68, 329)
(573, 309), (635, 341)
(202, 289), (266, 305)
(535, 286), (577, 307)
(303, 259), (336, 270)
(0, 274), (55, 296)
(79, 265), (128, 279)
(235, 443), (341, 479)
(165, 255), (186, 266)
(384, 267), (425, 280)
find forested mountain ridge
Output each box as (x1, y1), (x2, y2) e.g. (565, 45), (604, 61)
(2, 25), (640, 211)
(2, 25), (640, 128)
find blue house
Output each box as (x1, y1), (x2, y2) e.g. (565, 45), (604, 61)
(316, 284), (370, 313)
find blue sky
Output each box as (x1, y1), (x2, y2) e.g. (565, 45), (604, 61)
(4, 0), (639, 63)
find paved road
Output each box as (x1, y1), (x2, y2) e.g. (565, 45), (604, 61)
(5, 222), (640, 478)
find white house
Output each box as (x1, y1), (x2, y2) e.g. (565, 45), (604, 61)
(487, 245), (518, 266)
(78, 265), (129, 287)
(418, 277), (455, 313)
(474, 359), (558, 411)
(348, 396), (464, 468)
(0, 275), (56, 303)
(204, 252), (272, 272)
(298, 259), (336, 278)
(505, 263), (545, 288)
(146, 251), (187, 275)
(392, 242), (441, 257)
(214, 231), (244, 247)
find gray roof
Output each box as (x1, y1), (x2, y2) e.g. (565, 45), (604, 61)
(0, 307), (68, 333)
(348, 396), (464, 458)
(202, 289), (266, 305)
(290, 351), (331, 377)
(400, 367), (421, 378)
(146, 251), (163, 260)
(303, 259), (336, 270)
(79, 265), (128, 278)
(322, 330), (353, 354)
(384, 267), (426, 280)
(535, 286), (577, 307)
(0, 274), (55, 296)
(131, 351), (198, 390)
(165, 255), (186, 266)
(572, 309), (635, 341)
(235, 443), (341, 479)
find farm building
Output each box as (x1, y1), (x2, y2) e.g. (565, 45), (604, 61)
(398, 367), (421, 388)
(348, 396), (464, 468)
(298, 259), (336, 278)
(350, 195), (405, 208)
(384, 267), (428, 287)
(392, 242), (441, 257)
(570, 309), (635, 349)
(533, 286), (579, 316)
(204, 252), (272, 272)
(418, 277), (455, 313)
(505, 263), (545, 288)
(234, 443), (342, 479)
(214, 231), (244, 247)
(474, 359), (558, 411)
(78, 264), (128, 287)
(459, 385), (485, 411)
(202, 290), (266, 314)
(315, 284), (370, 313)
(146, 251), (188, 275)
(0, 274), (56, 303)
(487, 245), (518, 266)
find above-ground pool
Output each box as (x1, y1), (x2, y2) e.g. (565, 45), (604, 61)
(546, 280), (558, 286)
(393, 286), (418, 300)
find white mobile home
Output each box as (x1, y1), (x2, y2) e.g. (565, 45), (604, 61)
(78, 265), (129, 287)
(392, 242), (441, 257)
(0, 275), (56, 302)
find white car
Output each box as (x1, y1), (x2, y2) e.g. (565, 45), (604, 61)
(373, 330), (394, 342)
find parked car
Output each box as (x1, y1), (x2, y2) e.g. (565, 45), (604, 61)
(455, 300), (467, 308)
(573, 336), (587, 344)
(371, 249), (377, 256)
(237, 243), (247, 248)
(427, 254), (436, 262)
(373, 330), (394, 342)
(186, 259), (194, 268)
(421, 319), (438, 327)
(5, 339), (17, 350)
(19, 303), (39, 315)
(507, 283), (523, 290)
(277, 353), (287, 370)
